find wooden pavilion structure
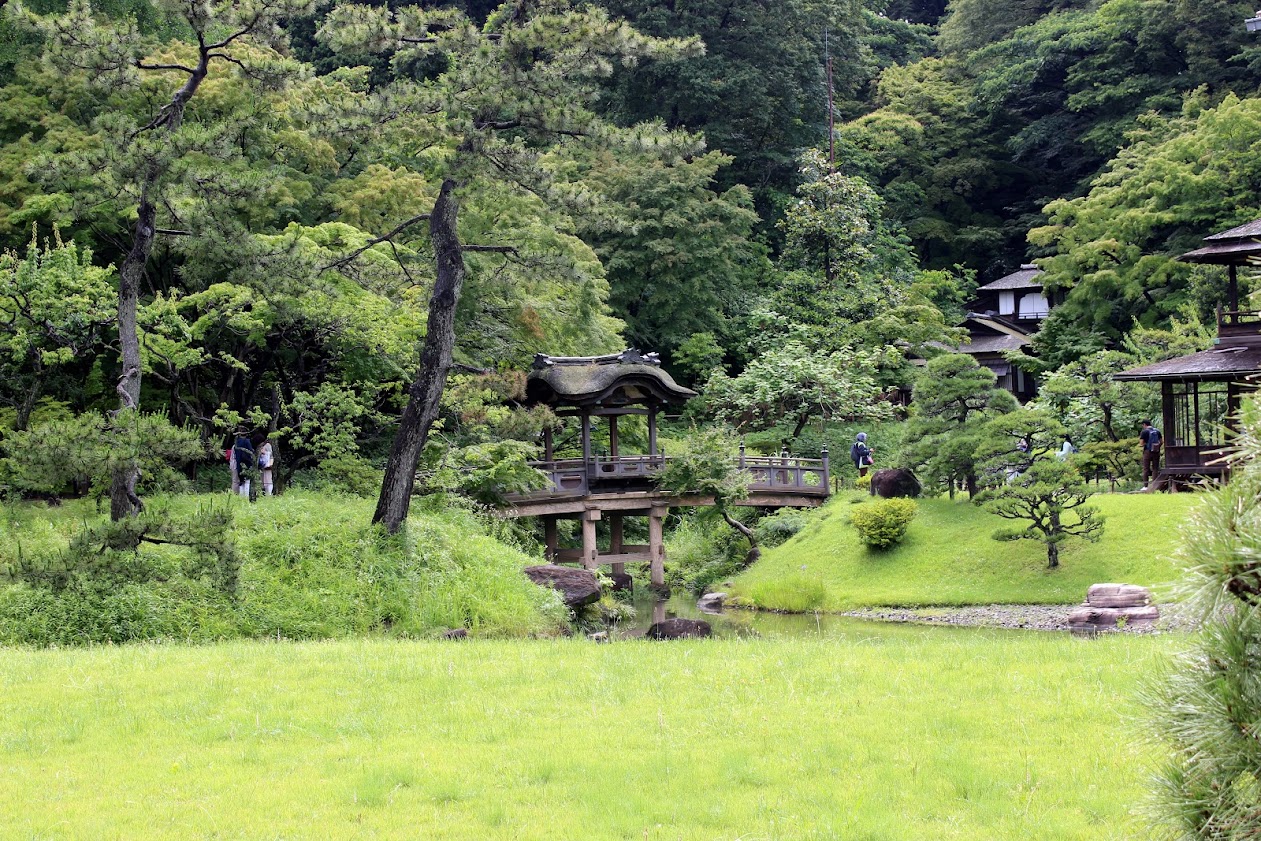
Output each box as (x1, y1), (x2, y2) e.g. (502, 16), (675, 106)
(1115, 220), (1261, 483)
(505, 350), (830, 587)
(956, 264), (1055, 401)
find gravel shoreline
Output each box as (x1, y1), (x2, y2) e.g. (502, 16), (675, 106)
(837, 603), (1198, 633)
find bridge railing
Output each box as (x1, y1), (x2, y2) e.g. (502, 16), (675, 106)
(507, 453), (830, 502)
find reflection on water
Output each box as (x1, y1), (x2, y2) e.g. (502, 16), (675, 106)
(615, 592), (1044, 640)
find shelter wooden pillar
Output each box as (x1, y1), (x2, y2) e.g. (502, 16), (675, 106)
(648, 505), (667, 586)
(582, 508), (600, 570)
(648, 405), (658, 456)
(1230, 264), (1240, 314)
(609, 414), (619, 458)
(543, 426), (554, 461)
(581, 410), (592, 464)
(609, 513), (625, 576)
(544, 516), (558, 562)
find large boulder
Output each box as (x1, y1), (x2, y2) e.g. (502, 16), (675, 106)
(523, 565), (601, 609)
(646, 618), (712, 640)
(869, 468), (921, 499)
(1086, 583), (1151, 608)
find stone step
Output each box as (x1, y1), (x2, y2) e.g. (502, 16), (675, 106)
(1087, 583), (1151, 608)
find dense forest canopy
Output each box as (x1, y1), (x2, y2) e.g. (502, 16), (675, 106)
(0, 0), (1258, 498)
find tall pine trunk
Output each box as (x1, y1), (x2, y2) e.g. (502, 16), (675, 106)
(110, 198), (155, 520)
(373, 178), (464, 533)
(1046, 510), (1061, 568)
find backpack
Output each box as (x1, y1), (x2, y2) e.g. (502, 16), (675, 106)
(233, 439), (255, 469)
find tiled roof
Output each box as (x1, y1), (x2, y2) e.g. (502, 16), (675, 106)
(525, 349), (696, 407)
(1205, 219), (1261, 240)
(975, 264), (1044, 292)
(1115, 345), (1261, 381)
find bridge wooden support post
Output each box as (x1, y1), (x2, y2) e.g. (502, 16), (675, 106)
(609, 513), (625, 576)
(582, 508), (601, 570)
(544, 516), (558, 562)
(648, 505), (667, 587)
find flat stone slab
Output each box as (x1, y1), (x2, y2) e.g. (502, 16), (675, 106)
(1086, 583), (1151, 608)
(523, 564), (601, 609)
(1068, 605), (1160, 631)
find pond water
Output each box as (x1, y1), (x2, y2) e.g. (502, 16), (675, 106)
(613, 592), (1018, 640)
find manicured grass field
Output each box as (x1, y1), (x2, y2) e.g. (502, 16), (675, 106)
(733, 492), (1200, 610)
(0, 629), (1173, 839)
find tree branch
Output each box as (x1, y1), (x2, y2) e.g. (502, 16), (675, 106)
(320, 213), (432, 273)
(461, 244), (517, 254)
(135, 61), (198, 73)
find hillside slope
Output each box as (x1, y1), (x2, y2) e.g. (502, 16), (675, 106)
(730, 492), (1200, 610)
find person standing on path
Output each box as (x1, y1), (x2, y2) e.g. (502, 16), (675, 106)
(256, 436), (274, 496)
(851, 432), (873, 478)
(1140, 419), (1163, 488)
(233, 430), (256, 499)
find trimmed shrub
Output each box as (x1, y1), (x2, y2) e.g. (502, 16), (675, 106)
(850, 498), (917, 549)
(754, 509), (809, 548)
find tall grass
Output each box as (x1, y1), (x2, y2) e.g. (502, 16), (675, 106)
(0, 630), (1172, 839)
(0, 492), (567, 644)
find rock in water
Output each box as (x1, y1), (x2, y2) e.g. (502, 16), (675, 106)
(1086, 583), (1151, 608)
(869, 468), (922, 499)
(697, 592), (726, 613)
(646, 618), (712, 640)
(523, 565), (601, 609)
(610, 572), (634, 594)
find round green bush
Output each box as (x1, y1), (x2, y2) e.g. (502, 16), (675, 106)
(849, 498), (918, 549)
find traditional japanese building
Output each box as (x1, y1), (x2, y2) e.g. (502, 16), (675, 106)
(1115, 220), (1261, 484)
(957, 264), (1054, 401)
(504, 350), (830, 587)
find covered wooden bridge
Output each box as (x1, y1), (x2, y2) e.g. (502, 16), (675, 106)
(505, 351), (829, 587)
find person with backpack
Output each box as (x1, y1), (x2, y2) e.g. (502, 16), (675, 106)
(850, 432), (873, 478)
(232, 430), (256, 499)
(1139, 419), (1163, 488)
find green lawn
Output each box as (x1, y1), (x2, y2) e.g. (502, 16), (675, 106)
(0, 631), (1173, 840)
(733, 492), (1200, 610)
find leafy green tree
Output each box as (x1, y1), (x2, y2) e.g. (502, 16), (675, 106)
(937, 0), (1081, 54)
(19, 0), (312, 517)
(317, 1), (702, 532)
(1148, 395), (1261, 838)
(579, 150), (769, 357)
(971, 408), (1102, 568)
(597, 0), (867, 231)
(655, 424), (756, 563)
(0, 231), (114, 430)
(973, 457), (1103, 569)
(5, 410), (203, 510)
(899, 353), (1017, 496)
(1031, 94), (1261, 339)
(701, 341), (895, 445)
(1033, 350), (1156, 443)
(837, 57), (1021, 272)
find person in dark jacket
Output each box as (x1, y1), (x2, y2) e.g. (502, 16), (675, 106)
(1139, 419), (1163, 487)
(851, 432), (873, 478)
(232, 430), (256, 499)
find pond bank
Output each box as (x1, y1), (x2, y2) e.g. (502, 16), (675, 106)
(617, 592), (1196, 637)
(836, 603), (1196, 633)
